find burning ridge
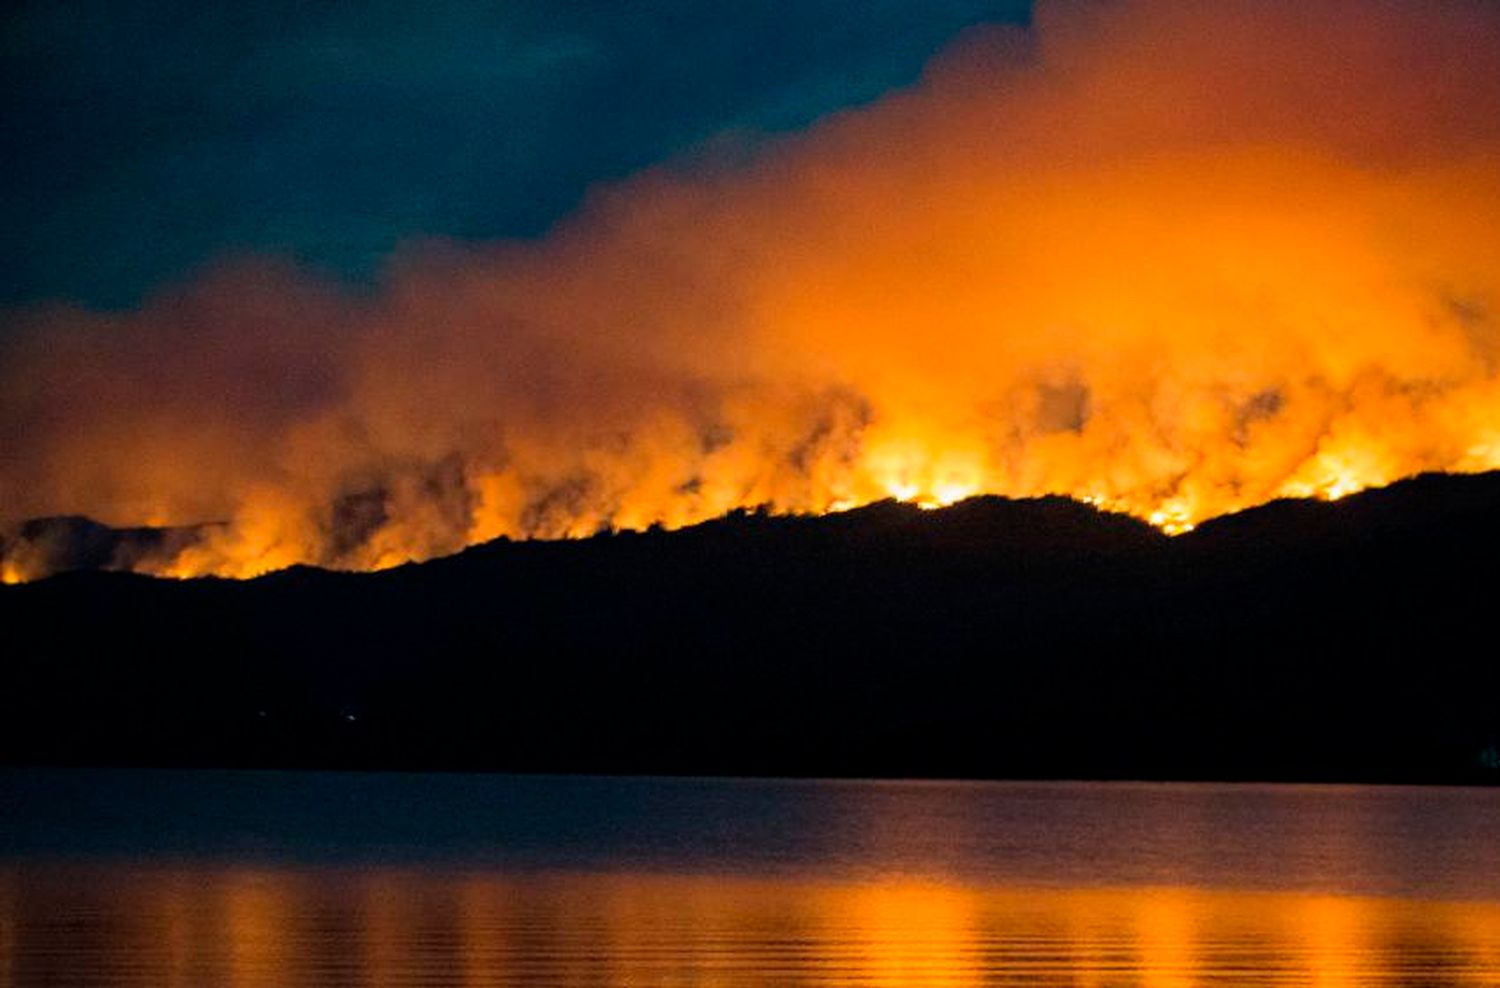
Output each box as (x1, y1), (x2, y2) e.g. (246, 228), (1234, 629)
(4, 470), (1498, 584)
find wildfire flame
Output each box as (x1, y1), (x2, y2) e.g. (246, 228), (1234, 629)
(3, 0), (1500, 581)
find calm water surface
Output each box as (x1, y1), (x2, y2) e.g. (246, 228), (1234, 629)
(2, 771), (1499, 985)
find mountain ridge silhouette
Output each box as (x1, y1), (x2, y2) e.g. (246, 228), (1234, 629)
(3, 471), (1497, 784)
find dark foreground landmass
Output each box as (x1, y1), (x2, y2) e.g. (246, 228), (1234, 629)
(2, 472), (1499, 784)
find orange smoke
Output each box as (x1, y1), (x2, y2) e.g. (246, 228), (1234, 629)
(3, 0), (1500, 578)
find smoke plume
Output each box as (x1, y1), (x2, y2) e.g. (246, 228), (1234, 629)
(4, 0), (1500, 579)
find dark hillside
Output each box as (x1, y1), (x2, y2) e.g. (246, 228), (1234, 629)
(3, 473), (1498, 784)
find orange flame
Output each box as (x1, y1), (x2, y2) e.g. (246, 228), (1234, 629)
(2, 0), (1500, 580)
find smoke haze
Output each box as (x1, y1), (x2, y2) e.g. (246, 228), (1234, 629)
(4, 0), (1500, 578)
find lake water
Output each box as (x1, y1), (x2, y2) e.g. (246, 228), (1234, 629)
(2, 771), (1499, 985)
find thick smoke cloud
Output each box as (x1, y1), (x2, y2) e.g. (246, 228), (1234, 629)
(4, 0), (1500, 578)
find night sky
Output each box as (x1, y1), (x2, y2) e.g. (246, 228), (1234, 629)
(2, 1), (1027, 308)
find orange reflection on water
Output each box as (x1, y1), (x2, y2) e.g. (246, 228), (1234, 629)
(456, 877), (510, 988)
(222, 871), (288, 988)
(361, 871), (408, 988)
(0, 874), (13, 988)
(150, 871), (194, 988)
(1132, 888), (1198, 988)
(1296, 895), (1369, 988)
(5, 868), (1500, 986)
(841, 881), (982, 987)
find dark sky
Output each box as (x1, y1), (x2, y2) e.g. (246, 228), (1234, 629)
(1, 1), (1028, 308)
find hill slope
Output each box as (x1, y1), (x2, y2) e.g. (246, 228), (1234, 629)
(3, 473), (1498, 783)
